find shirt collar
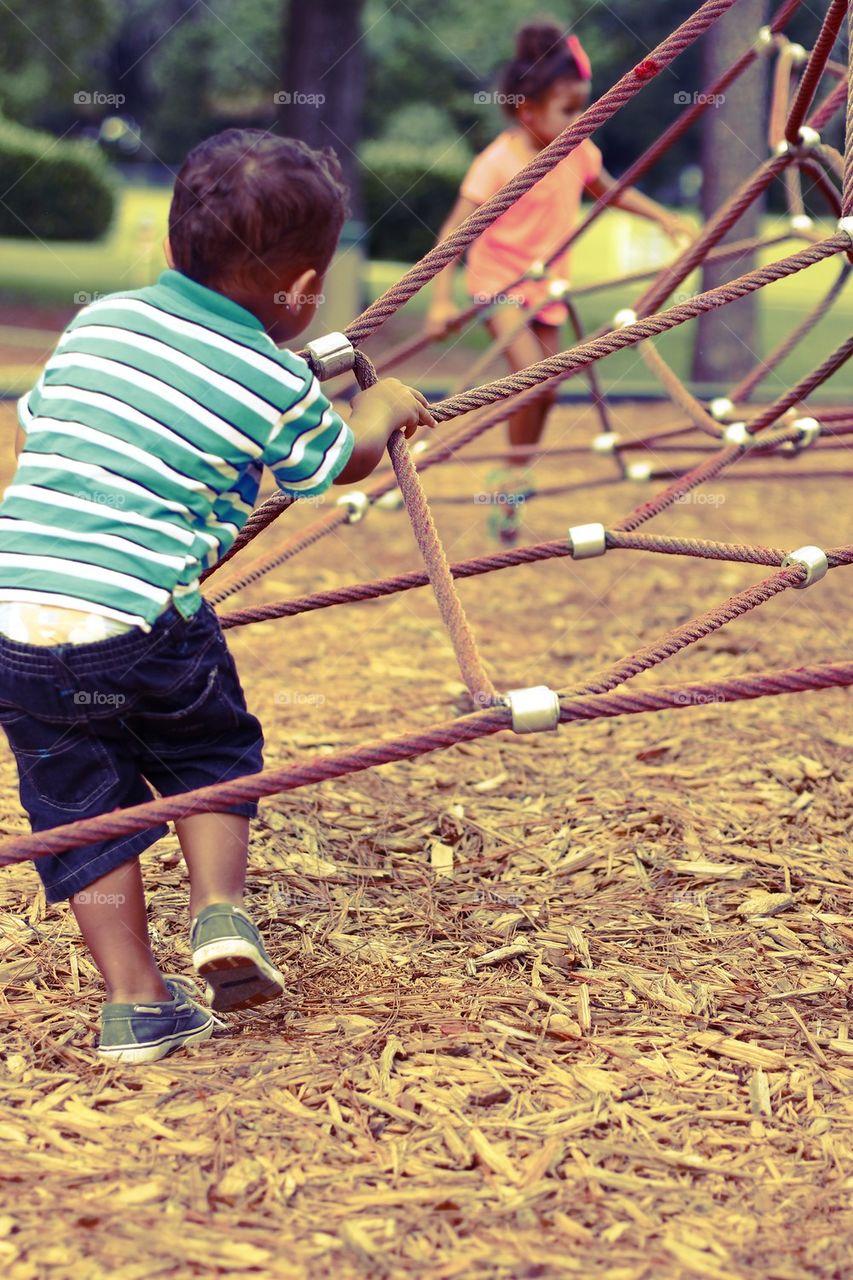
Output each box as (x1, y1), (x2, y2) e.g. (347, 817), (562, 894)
(156, 269), (266, 332)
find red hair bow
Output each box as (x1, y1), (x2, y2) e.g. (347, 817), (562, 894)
(565, 34), (592, 81)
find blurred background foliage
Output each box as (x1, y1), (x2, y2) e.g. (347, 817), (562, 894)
(0, 0), (843, 258)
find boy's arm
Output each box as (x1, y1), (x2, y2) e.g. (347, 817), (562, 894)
(332, 380), (435, 485)
(426, 194), (481, 337)
(586, 169), (694, 245)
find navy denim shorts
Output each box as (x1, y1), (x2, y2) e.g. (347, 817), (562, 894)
(0, 601), (263, 902)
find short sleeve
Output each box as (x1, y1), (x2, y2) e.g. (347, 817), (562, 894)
(262, 360), (354, 499)
(460, 144), (507, 205)
(16, 387), (37, 435)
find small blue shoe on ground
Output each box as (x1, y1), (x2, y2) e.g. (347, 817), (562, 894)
(98, 976), (214, 1064)
(190, 903), (287, 1013)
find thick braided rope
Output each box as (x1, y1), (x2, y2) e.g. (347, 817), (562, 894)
(572, 566), (803, 698)
(201, 492), (294, 584)
(388, 429), (499, 707)
(633, 152), (795, 319)
(786, 0), (850, 143)
(426, 236), (845, 423)
(351, 342), (505, 712)
(219, 533), (847, 632)
(729, 259), (852, 403)
(342, 0), (741, 348)
(746, 330), (853, 432)
(636, 341), (723, 438)
(3, 654), (853, 866)
(613, 422), (801, 533)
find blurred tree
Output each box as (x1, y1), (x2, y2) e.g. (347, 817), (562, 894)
(278, 0), (367, 219)
(692, 0), (769, 385)
(0, 0), (118, 123)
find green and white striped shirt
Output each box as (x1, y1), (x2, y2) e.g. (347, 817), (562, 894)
(0, 270), (354, 630)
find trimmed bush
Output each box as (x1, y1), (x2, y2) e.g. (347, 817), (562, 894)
(0, 117), (115, 241)
(360, 139), (471, 263)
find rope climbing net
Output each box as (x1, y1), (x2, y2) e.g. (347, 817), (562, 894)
(2, 0), (853, 867)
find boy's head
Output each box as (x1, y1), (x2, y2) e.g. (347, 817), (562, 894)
(167, 129), (349, 341)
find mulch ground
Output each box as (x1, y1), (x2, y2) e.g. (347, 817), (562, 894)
(0, 396), (850, 1280)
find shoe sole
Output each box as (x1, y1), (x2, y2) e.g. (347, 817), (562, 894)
(193, 938), (286, 1013)
(98, 1017), (214, 1065)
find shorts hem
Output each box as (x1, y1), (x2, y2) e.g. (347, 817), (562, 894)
(40, 823), (170, 904)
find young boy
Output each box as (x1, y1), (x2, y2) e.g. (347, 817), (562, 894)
(0, 129), (433, 1063)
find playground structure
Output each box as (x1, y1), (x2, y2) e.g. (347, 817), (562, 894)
(2, 3), (853, 1276)
(1, 0), (852, 870)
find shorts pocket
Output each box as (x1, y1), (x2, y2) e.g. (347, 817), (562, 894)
(15, 736), (120, 816)
(133, 665), (223, 726)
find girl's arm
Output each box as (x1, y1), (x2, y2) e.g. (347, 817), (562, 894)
(586, 169), (694, 246)
(426, 194), (480, 336)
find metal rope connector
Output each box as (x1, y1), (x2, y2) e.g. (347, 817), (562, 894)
(591, 431), (620, 453)
(837, 217), (853, 244)
(709, 396), (735, 422)
(781, 545), (828, 588)
(613, 308), (638, 329)
(411, 440), (430, 456)
(781, 415), (821, 455)
(304, 332), (356, 380)
(569, 522), (607, 560)
(526, 259), (548, 281)
(722, 421), (751, 447)
(336, 491), (370, 523)
(547, 278), (570, 300)
(375, 490), (404, 511)
(777, 126), (821, 155)
(503, 686), (561, 734)
(626, 461), (653, 481)
(754, 26), (775, 52)
(787, 42), (809, 67)
(790, 214), (814, 233)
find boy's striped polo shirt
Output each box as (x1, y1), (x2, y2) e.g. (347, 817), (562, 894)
(0, 270), (354, 631)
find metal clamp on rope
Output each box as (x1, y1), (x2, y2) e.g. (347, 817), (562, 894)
(304, 332), (356, 380)
(722, 421), (751, 447)
(782, 415), (821, 455)
(375, 490), (404, 511)
(837, 217), (853, 245)
(753, 26), (775, 52)
(790, 214), (814, 233)
(709, 396), (735, 422)
(776, 126), (821, 155)
(503, 686), (561, 734)
(569, 522), (607, 560)
(335, 490), (370, 523)
(781, 545), (828, 588)
(613, 308), (638, 329)
(547, 278), (570, 300)
(591, 431), (620, 454)
(788, 42), (809, 67)
(411, 440), (430, 457)
(526, 259), (548, 281)
(626, 461), (653, 481)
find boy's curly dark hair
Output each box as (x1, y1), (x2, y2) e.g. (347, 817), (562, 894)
(168, 129), (349, 290)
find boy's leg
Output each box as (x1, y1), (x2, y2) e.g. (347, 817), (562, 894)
(177, 811), (286, 1012)
(70, 859), (170, 1004)
(175, 811), (249, 918)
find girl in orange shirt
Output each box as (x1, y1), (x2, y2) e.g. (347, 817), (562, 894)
(427, 20), (692, 543)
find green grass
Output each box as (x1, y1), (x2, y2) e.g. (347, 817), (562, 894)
(0, 186), (850, 396)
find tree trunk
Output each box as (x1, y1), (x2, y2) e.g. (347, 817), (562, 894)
(691, 0), (770, 386)
(278, 0), (366, 221)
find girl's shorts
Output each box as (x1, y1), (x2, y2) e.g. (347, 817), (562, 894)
(0, 602), (263, 902)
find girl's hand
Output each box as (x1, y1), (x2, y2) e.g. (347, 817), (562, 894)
(425, 301), (463, 339)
